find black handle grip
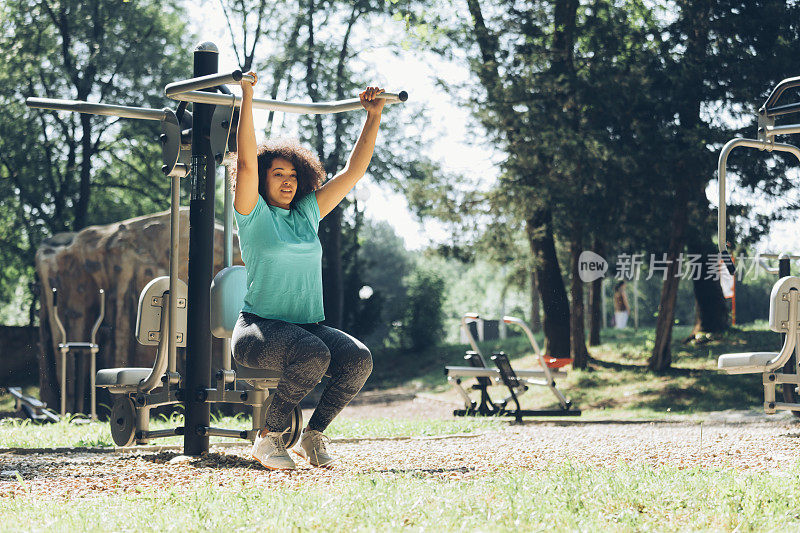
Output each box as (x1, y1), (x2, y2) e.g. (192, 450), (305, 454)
(52, 287), (57, 307)
(721, 250), (736, 276)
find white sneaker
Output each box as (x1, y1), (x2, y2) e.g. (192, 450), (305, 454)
(294, 429), (335, 467)
(251, 429), (296, 470)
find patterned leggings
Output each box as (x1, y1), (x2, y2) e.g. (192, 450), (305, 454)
(231, 312), (373, 432)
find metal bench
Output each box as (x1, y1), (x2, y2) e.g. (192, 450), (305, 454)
(445, 313), (580, 420)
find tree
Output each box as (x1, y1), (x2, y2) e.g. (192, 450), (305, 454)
(402, 267), (446, 350)
(0, 0), (189, 325)
(649, 0), (800, 370)
(402, 0), (668, 368)
(356, 218), (415, 346)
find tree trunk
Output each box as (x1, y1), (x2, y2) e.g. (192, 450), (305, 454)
(687, 214), (729, 335)
(588, 240), (603, 346)
(526, 209), (570, 357)
(320, 206), (344, 328)
(569, 229), (589, 368)
(649, 190), (689, 371)
(75, 113), (93, 230)
(530, 269), (541, 333)
(691, 255), (729, 335)
(589, 276), (602, 346)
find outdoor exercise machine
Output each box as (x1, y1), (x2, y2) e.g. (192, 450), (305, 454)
(4, 288), (104, 423)
(7, 387), (59, 423)
(445, 313), (580, 421)
(26, 41), (407, 454)
(716, 75), (800, 415)
(51, 287), (105, 420)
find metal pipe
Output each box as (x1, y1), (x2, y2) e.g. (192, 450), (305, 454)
(166, 90), (408, 115)
(718, 138), (800, 254)
(168, 171), (180, 375)
(138, 294), (171, 393)
(444, 367), (566, 380)
(761, 75), (800, 114)
(165, 70), (255, 98)
(140, 428), (183, 440)
(89, 289), (105, 343)
(766, 124), (800, 137)
(759, 258), (780, 275)
(26, 97), (166, 121)
(502, 316), (558, 387)
(184, 42), (217, 456)
(460, 313), (484, 363)
(763, 102), (800, 118)
(223, 165), (233, 373)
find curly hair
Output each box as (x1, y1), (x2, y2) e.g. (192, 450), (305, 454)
(228, 137), (325, 209)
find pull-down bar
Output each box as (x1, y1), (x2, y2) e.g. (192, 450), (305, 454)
(168, 88), (408, 114)
(25, 97), (167, 121)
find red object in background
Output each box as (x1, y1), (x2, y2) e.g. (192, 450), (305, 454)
(543, 357), (573, 369)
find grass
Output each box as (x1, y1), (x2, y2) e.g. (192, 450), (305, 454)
(1, 323), (796, 531)
(0, 413), (503, 449)
(4, 463), (800, 531)
(0, 322), (786, 448)
(408, 323), (784, 419)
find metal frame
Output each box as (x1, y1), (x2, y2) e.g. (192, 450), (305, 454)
(445, 313), (579, 420)
(25, 41), (407, 454)
(51, 287), (105, 420)
(717, 75), (800, 415)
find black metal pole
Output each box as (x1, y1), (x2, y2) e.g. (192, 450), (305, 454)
(184, 42), (218, 455)
(779, 256), (791, 278)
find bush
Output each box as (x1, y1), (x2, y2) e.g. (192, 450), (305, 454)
(402, 268), (446, 350)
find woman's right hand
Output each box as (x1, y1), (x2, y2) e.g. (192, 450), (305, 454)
(241, 71), (257, 98)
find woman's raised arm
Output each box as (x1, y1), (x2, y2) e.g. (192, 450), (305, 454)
(315, 87), (385, 219)
(234, 72), (260, 216)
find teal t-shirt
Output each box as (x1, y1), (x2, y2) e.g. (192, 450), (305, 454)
(233, 192), (325, 324)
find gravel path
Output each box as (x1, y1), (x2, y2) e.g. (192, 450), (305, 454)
(2, 397), (799, 500)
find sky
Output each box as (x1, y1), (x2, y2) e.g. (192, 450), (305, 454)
(190, 1), (799, 257)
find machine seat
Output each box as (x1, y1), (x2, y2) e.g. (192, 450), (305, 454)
(235, 365), (282, 380)
(717, 352), (780, 375)
(96, 368), (154, 387)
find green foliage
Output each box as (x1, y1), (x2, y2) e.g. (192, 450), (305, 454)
(356, 219), (415, 347)
(401, 266), (446, 350)
(0, 0), (192, 324)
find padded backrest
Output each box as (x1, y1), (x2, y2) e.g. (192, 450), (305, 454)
(210, 265), (247, 339)
(769, 276), (800, 333)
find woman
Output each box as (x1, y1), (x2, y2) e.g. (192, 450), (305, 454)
(231, 73), (384, 470)
(613, 281), (630, 329)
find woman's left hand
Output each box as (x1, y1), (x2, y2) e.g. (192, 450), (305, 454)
(360, 86), (386, 115)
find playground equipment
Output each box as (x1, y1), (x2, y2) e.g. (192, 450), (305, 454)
(51, 287), (105, 420)
(26, 42), (407, 454)
(445, 313), (580, 422)
(716, 75), (800, 414)
(7, 387), (59, 423)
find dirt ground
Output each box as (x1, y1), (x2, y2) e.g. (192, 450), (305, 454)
(2, 394), (800, 499)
